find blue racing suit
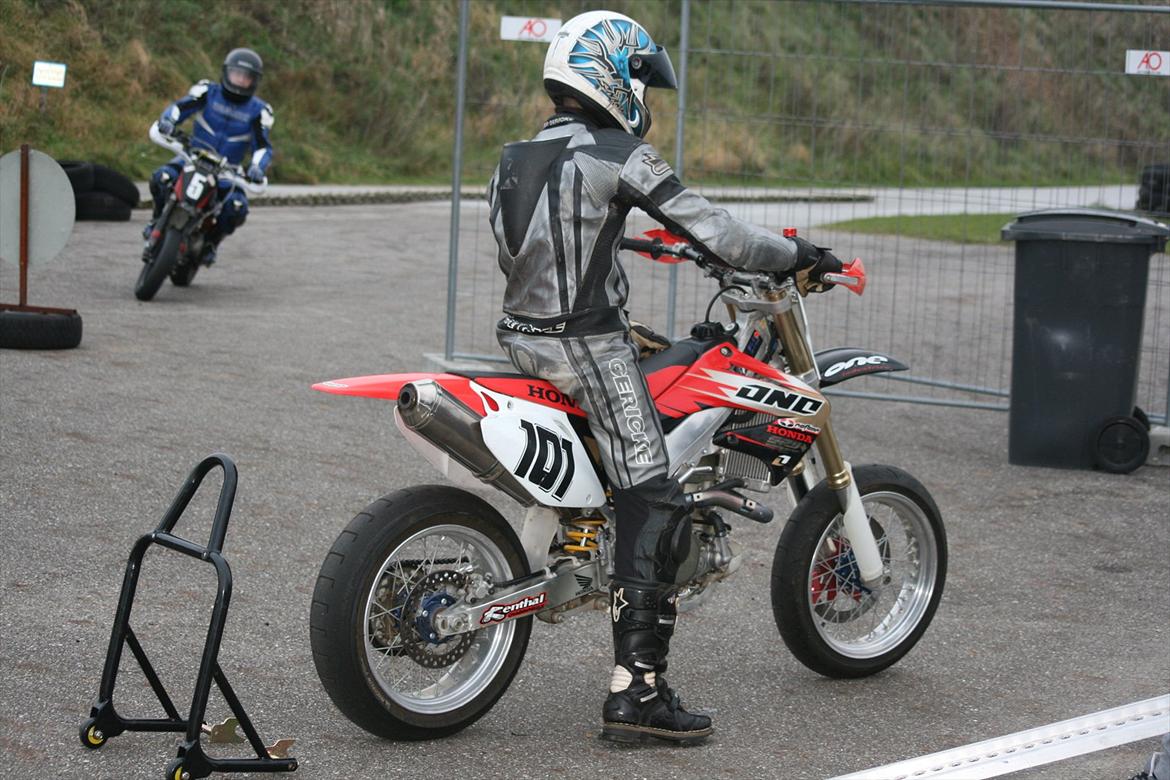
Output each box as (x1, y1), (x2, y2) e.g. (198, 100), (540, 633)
(149, 80), (275, 243)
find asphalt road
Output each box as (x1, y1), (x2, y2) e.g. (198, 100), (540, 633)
(1, 204), (1167, 780)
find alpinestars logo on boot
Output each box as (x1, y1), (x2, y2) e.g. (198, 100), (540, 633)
(611, 587), (629, 622)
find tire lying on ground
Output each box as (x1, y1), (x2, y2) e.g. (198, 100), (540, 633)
(1137, 163), (1170, 214)
(0, 309), (83, 350)
(75, 191), (133, 222)
(54, 158), (143, 212)
(91, 163), (142, 207)
(56, 160), (95, 194)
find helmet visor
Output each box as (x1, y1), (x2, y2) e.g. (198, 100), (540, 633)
(630, 46), (677, 89)
(225, 66), (257, 90)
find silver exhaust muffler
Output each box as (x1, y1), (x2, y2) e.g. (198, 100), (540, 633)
(397, 380), (534, 506)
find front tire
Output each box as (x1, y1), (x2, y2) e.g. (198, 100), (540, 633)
(771, 464), (946, 678)
(136, 227), (182, 301)
(170, 259), (199, 287)
(310, 485), (532, 740)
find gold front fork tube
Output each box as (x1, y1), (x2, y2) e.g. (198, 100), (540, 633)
(769, 295), (851, 491)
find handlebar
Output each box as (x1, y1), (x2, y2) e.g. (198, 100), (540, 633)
(618, 237), (702, 262)
(148, 121), (268, 196)
(620, 230), (867, 297)
(619, 235), (779, 288)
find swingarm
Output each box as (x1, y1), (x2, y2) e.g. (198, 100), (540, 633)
(432, 557), (606, 639)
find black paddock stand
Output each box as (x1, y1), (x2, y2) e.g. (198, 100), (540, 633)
(79, 454), (297, 779)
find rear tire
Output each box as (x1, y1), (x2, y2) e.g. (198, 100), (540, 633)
(136, 228), (182, 301)
(771, 464), (946, 678)
(310, 485), (532, 740)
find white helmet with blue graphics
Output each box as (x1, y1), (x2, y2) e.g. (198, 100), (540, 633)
(543, 10), (678, 138)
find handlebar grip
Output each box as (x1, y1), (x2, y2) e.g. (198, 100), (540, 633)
(620, 238), (660, 254)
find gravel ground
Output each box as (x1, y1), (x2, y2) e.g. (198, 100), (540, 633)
(1, 203), (1166, 780)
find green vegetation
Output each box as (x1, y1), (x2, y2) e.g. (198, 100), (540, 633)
(1, 0), (1165, 185)
(825, 213), (1016, 244)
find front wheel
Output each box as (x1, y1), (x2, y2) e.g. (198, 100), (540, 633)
(310, 485), (532, 740)
(170, 258), (199, 287)
(136, 227), (182, 301)
(771, 464), (946, 678)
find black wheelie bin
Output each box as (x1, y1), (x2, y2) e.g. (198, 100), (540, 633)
(1001, 208), (1169, 473)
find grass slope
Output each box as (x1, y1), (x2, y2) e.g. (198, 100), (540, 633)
(2, 0), (1166, 185)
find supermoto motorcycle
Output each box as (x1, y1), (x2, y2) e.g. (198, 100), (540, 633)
(135, 122), (267, 301)
(310, 232), (947, 740)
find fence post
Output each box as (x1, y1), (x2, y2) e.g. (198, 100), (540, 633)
(444, 0), (471, 362)
(667, 0), (691, 339)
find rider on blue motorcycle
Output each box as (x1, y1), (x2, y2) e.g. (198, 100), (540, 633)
(145, 48), (274, 267)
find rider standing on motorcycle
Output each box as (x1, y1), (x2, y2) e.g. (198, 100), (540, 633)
(487, 10), (842, 744)
(145, 48), (273, 267)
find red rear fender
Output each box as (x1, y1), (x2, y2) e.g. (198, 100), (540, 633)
(312, 373), (486, 414)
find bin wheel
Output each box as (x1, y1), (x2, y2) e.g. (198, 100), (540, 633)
(79, 718), (106, 749)
(164, 758), (187, 780)
(1092, 416), (1149, 474)
(1133, 406), (1151, 432)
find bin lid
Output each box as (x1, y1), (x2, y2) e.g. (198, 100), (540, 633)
(1001, 208), (1170, 246)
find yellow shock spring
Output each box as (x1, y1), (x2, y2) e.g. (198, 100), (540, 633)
(563, 518), (606, 554)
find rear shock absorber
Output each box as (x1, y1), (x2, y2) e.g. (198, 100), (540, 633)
(562, 517), (606, 556)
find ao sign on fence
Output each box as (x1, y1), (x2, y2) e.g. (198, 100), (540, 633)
(500, 16), (561, 43)
(1126, 50), (1169, 76)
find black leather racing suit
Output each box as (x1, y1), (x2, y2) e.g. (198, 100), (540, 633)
(488, 111), (802, 586)
(490, 110), (810, 728)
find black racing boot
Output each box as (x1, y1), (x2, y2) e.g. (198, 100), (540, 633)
(601, 581), (712, 745)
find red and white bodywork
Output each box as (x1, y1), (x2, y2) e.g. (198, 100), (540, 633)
(313, 338), (833, 509)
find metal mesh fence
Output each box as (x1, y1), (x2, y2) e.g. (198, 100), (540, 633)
(446, 0), (1170, 423)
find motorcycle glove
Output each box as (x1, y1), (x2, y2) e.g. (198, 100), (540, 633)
(791, 236), (843, 293)
(247, 164), (265, 184)
(157, 117), (176, 136)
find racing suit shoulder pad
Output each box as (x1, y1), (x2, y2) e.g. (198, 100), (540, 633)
(188, 80), (212, 98)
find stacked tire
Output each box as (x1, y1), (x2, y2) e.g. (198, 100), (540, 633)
(57, 160), (141, 221)
(1137, 164), (1170, 216)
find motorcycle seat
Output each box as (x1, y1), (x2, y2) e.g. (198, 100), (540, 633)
(452, 333), (731, 387)
(639, 334), (734, 375)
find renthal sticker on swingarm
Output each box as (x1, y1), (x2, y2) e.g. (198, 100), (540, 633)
(479, 592), (548, 624)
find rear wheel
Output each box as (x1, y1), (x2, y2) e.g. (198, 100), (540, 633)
(310, 485), (532, 740)
(771, 464), (946, 677)
(136, 228), (182, 301)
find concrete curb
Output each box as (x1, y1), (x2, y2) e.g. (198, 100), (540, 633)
(133, 189), (874, 209)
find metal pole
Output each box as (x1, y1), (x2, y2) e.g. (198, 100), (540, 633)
(444, 0), (470, 362)
(19, 143), (29, 307)
(666, 0), (691, 339)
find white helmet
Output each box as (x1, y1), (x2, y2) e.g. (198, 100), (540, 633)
(543, 10), (677, 138)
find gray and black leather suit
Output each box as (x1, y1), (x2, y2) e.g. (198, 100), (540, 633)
(488, 111), (802, 588)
